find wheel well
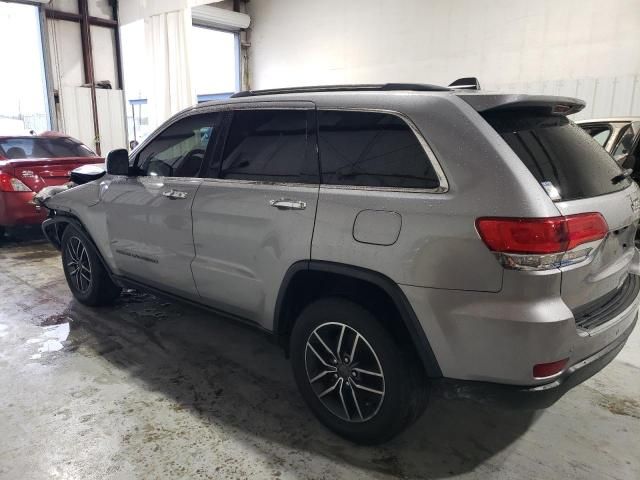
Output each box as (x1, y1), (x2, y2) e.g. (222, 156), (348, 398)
(43, 216), (72, 250)
(275, 266), (437, 376)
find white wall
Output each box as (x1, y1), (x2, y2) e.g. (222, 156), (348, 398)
(248, 0), (640, 119)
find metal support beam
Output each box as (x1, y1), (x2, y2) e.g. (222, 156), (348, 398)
(111, 0), (123, 90)
(39, 6), (57, 131)
(44, 9), (117, 28)
(77, 0), (101, 155)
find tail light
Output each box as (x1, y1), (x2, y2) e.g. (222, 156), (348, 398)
(0, 172), (32, 192)
(476, 213), (608, 270)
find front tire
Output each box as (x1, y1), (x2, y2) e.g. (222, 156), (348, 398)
(61, 225), (121, 306)
(290, 297), (428, 444)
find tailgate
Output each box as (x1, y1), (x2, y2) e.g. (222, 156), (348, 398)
(556, 185), (640, 311)
(480, 104), (640, 321)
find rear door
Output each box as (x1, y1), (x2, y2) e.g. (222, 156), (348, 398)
(191, 104), (319, 327)
(101, 112), (223, 299)
(484, 110), (640, 312)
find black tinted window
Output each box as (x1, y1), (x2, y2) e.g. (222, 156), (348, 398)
(317, 110), (439, 189)
(0, 137), (95, 159)
(581, 124), (611, 147)
(484, 111), (630, 201)
(137, 113), (221, 177)
(220, 110), (315, 183)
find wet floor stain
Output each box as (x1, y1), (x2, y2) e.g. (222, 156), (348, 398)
(8, 249), (59, 261)
(599, 396), (640, 419)
(40, 312), (72, 326)
(2, 233), (640, 480)
(27, 322), (70, 359)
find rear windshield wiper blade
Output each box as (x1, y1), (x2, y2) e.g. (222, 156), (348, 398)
(612, 168), (633, 184)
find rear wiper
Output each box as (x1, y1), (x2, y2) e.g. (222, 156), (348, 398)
(612, 168), (633, 184)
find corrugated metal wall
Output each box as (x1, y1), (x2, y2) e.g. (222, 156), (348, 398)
(248, 0), (640, 120)
(491, 75), (640, 120)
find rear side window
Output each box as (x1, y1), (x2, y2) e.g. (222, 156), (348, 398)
(317, 110), (439, 189)
(219, 109), (316, 183)
(484, 111), (630, 201)
(0, 137), (95, 159)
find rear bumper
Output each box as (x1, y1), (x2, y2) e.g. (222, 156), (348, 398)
(435, 317), (635, 408)
(0, 191), (45, 226)
(401, 271), (640, 386)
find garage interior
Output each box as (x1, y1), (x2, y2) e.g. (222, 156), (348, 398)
(1, 0), (639, 479)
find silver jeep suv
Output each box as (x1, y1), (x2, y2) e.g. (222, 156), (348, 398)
(40, 84), (640, 444)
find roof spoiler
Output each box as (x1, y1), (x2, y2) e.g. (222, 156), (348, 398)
(448, 77), (481, 90)
(457, 93), (586, 116)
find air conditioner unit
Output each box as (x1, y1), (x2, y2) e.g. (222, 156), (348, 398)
(192, 5), (250, 31)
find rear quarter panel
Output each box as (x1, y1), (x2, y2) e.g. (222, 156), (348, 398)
(311, 94), (561, 291)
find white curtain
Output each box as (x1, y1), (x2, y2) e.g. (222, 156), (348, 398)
(145, 8), (196, 129)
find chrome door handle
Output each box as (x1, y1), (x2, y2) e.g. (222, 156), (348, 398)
(162, 189), (188, 200)
(269, 199), (307, 210)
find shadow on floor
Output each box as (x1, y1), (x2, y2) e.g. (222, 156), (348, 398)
(0, 226), (46, 248)
(59, 291), (544, 479)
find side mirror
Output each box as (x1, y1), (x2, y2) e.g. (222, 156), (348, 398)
(106, 149), (131, 175)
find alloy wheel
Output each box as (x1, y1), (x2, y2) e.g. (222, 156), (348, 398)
(304, 322), (385, 422)
(66, 236), (92, 294)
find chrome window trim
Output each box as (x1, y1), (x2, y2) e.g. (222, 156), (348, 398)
(316, 107), (449, 194)
(199, 177), (319, 188)
(130, 101), (315, 167)
(132, 103), (450, 193)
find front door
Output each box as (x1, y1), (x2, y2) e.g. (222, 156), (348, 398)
(191, 106), (319, 327)
(101, 112), (223, 299)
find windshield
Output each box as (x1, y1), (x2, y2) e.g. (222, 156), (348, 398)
(484, 110), (630, 201)
(0, 137), (96, 159)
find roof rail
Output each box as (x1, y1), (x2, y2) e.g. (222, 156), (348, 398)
(230, 83), (450, 98)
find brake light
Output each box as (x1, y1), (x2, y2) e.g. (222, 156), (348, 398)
(0, 172), (32, 192)
(476, 213), (608, 254)
(476, 213), (608, 270)
(533, 358), (568, 378)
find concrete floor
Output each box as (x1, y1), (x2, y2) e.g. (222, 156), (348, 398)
(0, 232), (639, 480)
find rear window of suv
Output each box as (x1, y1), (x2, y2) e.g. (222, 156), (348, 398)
(484, 110), (630, 201)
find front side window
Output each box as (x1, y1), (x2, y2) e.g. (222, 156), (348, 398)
(0, 137), (95, 159)
(136, 113), (221, 177)
(219, 109), (315, 183)
(317, 110), (440, 189)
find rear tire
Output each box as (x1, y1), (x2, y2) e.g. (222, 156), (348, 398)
(290, 297), (428, 444)
(61, 225), (121, 306)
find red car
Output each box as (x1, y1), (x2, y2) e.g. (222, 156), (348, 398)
(0, 132), (100, 237)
